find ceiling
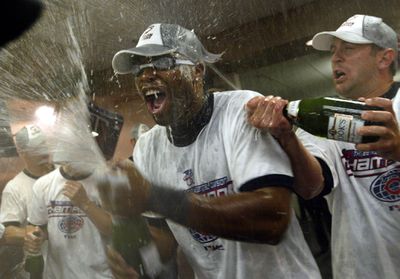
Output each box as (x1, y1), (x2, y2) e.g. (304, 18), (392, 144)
(0, 0), (399, 101)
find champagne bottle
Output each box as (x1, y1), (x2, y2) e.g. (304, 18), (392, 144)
(24, 231), (44, 279)
(100, 172), (162, 279)
(284, 97), (383, 143)
(112, 216), (162, 279)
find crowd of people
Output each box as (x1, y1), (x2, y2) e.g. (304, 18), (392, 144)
(0, 1), (399, 278)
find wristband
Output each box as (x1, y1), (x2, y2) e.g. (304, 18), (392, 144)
(147, 185), (190, 224)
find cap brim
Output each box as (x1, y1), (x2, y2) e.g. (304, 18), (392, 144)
(112, 44), (177, 74)
(312, 31), (373, 51)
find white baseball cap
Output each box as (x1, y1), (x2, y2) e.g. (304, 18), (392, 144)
(112, 23), (222, 74)
(15, 124), (46, 150)
(312, 14), (398, 53)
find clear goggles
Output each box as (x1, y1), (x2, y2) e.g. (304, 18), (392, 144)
(131, 56), (195, 76)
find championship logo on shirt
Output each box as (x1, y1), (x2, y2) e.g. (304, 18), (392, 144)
(48, 200), (85, 238)
(341, 149), (396, 177)
(184, 175), (233, 249)
(58, 215), (84, 234)
(370, 168), (400, 202)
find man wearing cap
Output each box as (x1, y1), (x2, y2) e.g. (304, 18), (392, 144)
(247, 14), (400, 278)
(24, 106), (114, 279)
(0, 124), (54, 278)
(107, 23), (321, 279)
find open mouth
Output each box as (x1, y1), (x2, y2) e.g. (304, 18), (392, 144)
(333, 70), (346, 82)
(144, 89), (167, 114)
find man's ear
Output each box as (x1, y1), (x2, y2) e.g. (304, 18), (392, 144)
(194, 63), (205, 78)
(378, 48), (395, 70)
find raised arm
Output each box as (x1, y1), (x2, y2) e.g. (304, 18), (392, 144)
(63, 180), (112, 236)
(246, 95), (325, 199)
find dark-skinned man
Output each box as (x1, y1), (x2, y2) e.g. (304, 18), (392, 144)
(107, 23), (321, 279)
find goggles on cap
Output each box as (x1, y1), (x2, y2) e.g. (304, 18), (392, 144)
(131, 56), (194, 77)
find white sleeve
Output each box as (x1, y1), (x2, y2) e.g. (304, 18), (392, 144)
(225, 91), (294, 192)
(0, 184), (26, 224)
(296, 128), (339, 190)
(27, 179), (48, 226)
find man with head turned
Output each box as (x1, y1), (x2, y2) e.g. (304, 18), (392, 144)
(247, 14), (400, 279)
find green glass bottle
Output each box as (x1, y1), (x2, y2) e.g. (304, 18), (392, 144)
(102, 172), (162, 279)
(112, 216), (162, 279)
(24, 231), (44, 279)
(285, 97), (383, 143)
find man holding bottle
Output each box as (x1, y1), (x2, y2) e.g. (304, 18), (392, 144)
(107, 23), (321, 279)
(0, 125), (54, 278)
(247, 14), (400, 279)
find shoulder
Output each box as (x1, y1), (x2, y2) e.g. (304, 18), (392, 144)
(213, 90), (262, 119)
(34, 168), (60, 189)
(2, 171), (29, 193)
(214, 90), (262, 106)
(134, 125), (166, 158)
(136, 125), (164, 147)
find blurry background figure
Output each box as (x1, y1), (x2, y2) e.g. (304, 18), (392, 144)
(128, 123), (149, 161)
(24, 99), (115, 279)
(0, 124), (53, 279)
(25, 161), (114, 279)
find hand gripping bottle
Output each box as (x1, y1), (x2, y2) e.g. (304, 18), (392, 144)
(24, 230), (44, 279)
(99, 172), (162, 279)
(285, 97), (383, 143)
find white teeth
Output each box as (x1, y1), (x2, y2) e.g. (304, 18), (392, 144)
(145, 89), (161, 97)
(335, 70), (344, 78)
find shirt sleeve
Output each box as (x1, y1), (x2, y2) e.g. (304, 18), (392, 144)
(224, 91), (294, 192)
(27, 179), (48, 226)
(0, 183), (26, 224)
(296, 128), (339, 191)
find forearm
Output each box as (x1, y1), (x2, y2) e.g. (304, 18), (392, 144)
(277, 131), (325, 199)
(148, 187), (291, 244)
(81, 201), (112, 236)
(0, 225), (25, 246)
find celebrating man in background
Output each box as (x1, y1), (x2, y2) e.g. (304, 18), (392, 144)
(247, 14), (400, 279)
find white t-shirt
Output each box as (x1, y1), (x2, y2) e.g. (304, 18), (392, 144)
(28, 168), (112, 279)
(297, 89), (400, 279)
(134, 90), (321, 279)
(0, 171), (37, 225)
(0, 170), (41, 279)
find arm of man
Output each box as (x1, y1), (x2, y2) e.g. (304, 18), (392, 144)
(63, 180), (112, 236)
(179, 186), (291, 244)
(246, 95), (326, 199)
(117, 160), (292, 244)
(0, 223), (25, 245)
(356, 97), (400, 161)
(0, 181), (30, 246)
